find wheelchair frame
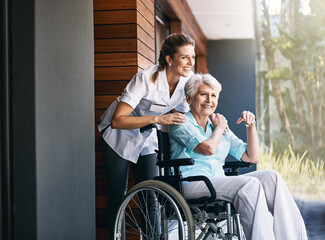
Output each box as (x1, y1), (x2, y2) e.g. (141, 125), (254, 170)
(114, 124), (252, 240)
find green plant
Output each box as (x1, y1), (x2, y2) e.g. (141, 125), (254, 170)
(259, 0), (325, 152)
(258, 144), (325, 200)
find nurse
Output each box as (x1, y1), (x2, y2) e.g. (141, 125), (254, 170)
(98, 33), (196, 239)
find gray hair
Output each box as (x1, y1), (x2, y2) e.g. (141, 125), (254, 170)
(185, 73), (222, 98)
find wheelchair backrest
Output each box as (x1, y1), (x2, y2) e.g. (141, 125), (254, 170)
(156, 130), (171, 162)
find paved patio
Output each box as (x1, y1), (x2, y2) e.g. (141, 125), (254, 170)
(295, 199), (325, 240)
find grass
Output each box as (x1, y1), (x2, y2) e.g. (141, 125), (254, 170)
(258, 144), (325, 200)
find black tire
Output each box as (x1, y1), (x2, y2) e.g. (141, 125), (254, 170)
(114, 180), (195, 240)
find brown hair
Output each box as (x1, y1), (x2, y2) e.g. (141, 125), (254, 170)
(152, 33), (195, 83)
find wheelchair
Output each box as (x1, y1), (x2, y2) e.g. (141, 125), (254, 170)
(114, 124), (253, 240)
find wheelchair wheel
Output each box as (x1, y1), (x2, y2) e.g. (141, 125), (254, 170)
(114, 180), (195, 240)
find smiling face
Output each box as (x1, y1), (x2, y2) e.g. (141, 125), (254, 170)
(166, 44), (195, 78)
(187, 83), (219, 118)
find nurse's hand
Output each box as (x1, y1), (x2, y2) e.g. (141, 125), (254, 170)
(156, 112), (187, 125)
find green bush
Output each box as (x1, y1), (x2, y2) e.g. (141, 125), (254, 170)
(258, 144), (325, 200)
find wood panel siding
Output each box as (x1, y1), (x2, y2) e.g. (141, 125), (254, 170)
(94, 10), (137, 24)
(137, 11), (155, 37)
(138, 40), (155, 62)
(94, 39), (155, 62)
(95, 81), (129, 95)
(137, 0), (155, 24)
(94, 0), (155, 239)
(170, 21), (182, 34)
(95, 95), (119, 109)
(94, 0), (136, 10)
(94, 38), (137, 53)
(95, 52), (138, 67)
(196, 55), (208, 74)
(137, 25), (155, 50)
(138, 0), (154, 15)
(94, 24), (137, 39)
(94, 0), (154, 14)
(95, 66), (139, 81)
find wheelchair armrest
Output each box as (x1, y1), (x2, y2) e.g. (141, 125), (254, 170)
(223, 161), (253, 176)
(224, 161), (252, 168)
(181, 175), (216, 204)
(156, 158), (194, 168)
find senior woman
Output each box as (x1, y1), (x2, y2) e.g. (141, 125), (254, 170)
(169, 73), (307, 240)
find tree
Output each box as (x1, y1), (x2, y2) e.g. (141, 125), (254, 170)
(260, 0), (325, 156)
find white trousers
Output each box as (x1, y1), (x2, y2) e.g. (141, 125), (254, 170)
(183, 170), (308, 240)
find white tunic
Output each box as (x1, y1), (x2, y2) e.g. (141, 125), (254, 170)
(98, 65), (193, 163)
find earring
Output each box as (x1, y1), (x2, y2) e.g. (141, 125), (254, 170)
(169, 63), (171, 66)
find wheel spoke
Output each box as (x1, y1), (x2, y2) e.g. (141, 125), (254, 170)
(114, 180), (194, 240)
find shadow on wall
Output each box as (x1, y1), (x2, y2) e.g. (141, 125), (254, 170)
(295, 199), (325, 240)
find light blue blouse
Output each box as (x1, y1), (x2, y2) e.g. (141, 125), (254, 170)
(169, 111), (247, 179)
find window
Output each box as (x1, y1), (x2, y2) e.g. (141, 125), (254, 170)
(155, 6), (170, 63)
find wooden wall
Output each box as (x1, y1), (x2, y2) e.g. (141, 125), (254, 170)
(94, 0), (207, 239)
(94, 0), (155, 239)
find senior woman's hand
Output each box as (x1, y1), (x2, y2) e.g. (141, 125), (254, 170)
(209, 113), (228, 132)
(236, 111), (256, 127)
